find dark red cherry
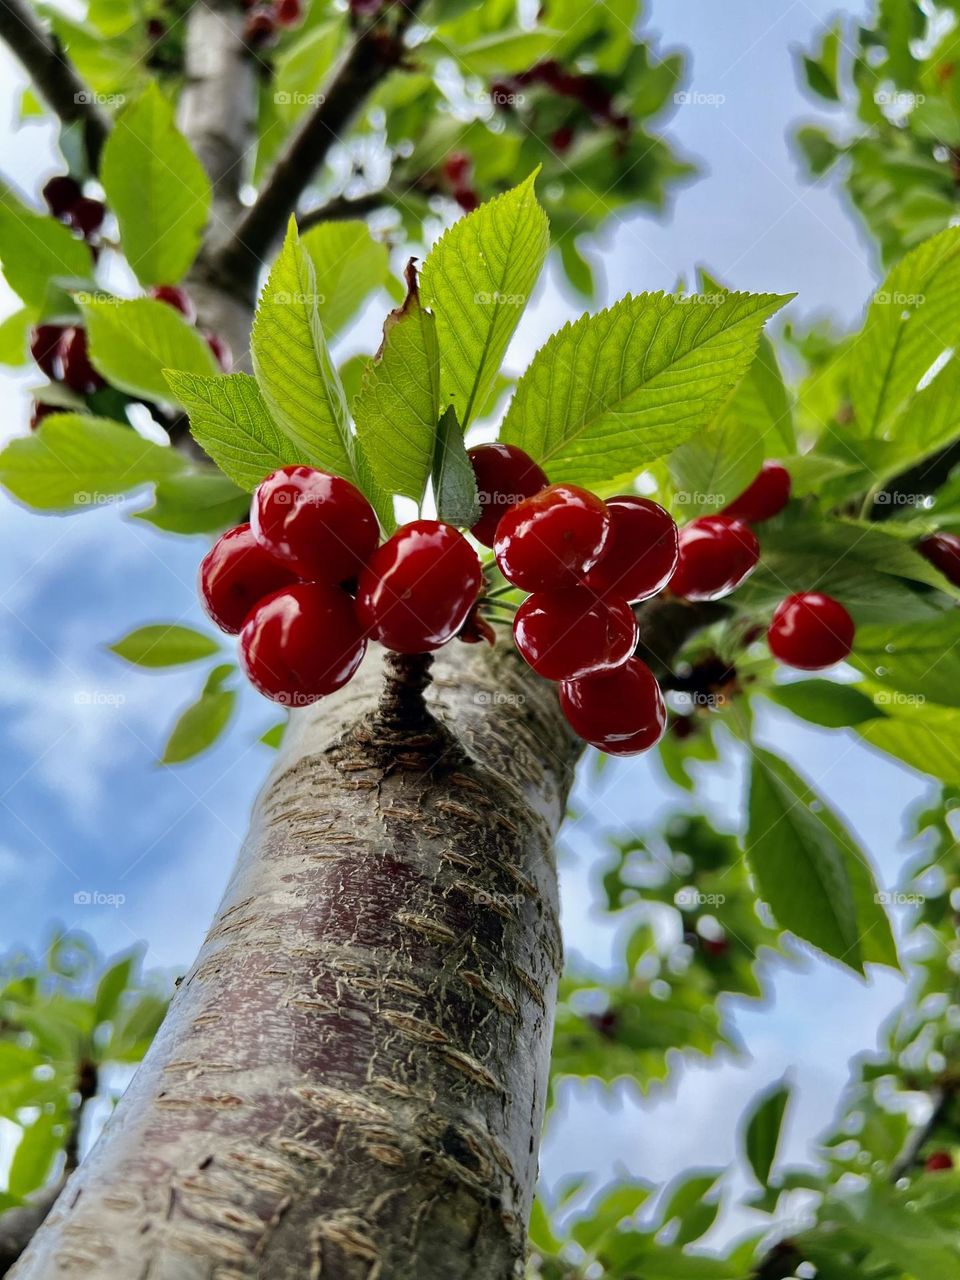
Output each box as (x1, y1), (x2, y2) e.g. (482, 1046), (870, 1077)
(274, 0), (303, 26)
(42, 175), (82, 220)
(513, 587), (637, 681)
(723, 461), (791, 523)
(468, 442), (548, 547)
(356, 519), (482, 653)
(29, 402), (58, 431)
(669, 516), (759, 602)
(559, 657), (666, 755)
(550, 126), (575, 153)
(767, 593), (855, 670)
(68, 197), (105, 240)
(443, 151), (471, 186)
(918, 532), (960, 587)
(240, 581), (366, 704)
(205, 331), (233, 371)
(199, 523), (300, 634)
(252, 466), (379, 583)
(30, 324), (65, 379)
(58, 327), (105, 394)
(925, 1151), (954, 1172)
(149, 284), (197, 324)
(584, 496), (679, 603)
(494, 483), (611, 592)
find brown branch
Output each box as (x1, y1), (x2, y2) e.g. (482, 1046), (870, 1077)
(0, 0), (108, 170)
(298, 188), (394, 231)
(216, 0), (425, 291)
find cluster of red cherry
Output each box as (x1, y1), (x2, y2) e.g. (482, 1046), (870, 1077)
(28, 282), (230, 430)
(42, 175), (105, 245)
(490, 58), (631, 155)
(243, 0), (303, 48)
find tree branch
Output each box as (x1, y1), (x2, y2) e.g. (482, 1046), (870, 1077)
(298, 188), (394, 231)
(216, 0), (425, 292)
(0, 0), (108, 170)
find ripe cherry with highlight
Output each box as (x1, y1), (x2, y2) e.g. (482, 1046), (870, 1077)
(252, 466), (379, 583)
(199, 523), (300, 634)
(468, 442), (547, 547)
(918, 532), (960, 587)
(513, 587), (637, 681)
(585, 495), (679, 602)
(559, 657), (667, 756)
(669, 516), (759, 602)
(723, 461), (791, 523)
(150, 285), (197, 324)
(495, 483), (610, 592)
(767, 592), (855, 670)
(357, 520), (482, 653)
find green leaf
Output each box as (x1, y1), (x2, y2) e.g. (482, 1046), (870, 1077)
(354, 264), (440, 505)
(432, 406), (480, 527)
(851, 613), (960, 708)
(251, 218), (354, 479)
(502, 291), (790, 485)
(162, 686), (236, 764)
(425, 28), (561, 75)
(8, 1112), (59, 1200)
(100, 84), (212, 286)
(0, 192), (93, 305)
(133, 470), (250, 534)
(94, 955), (135, 1024)
(109, 624), (220, 668)
(743, 1079), (791, 1186)
(421, 172), (549, 428)
(658, 1172), (722, 1246)
(766, 680), (883, 729)
(0, 306), (38, 366)
(746, 749), (897, 972)
(165, 371), (312, 491)
(0, 414), (183, 512)
(668, 419), (763, 517)
(81, 297), (218, 402)
(851, 227), (960, 437)
(859, 704), (960, 787)
(301, 220), (391, 338)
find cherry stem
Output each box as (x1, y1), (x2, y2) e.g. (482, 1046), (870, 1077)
(483, 583), (517, 600)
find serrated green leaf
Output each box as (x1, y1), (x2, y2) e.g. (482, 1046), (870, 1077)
(851, 226), (960, 437)
(165, 371), (312, 491)
(859, 704), (960, 787)
(133, 470), (249, 534)
(743, 1079), (791, 1186)
(421, 172), (549, 427)
(81, 297), (218, 402)
(8, 1112), (60, 1200)
(502, 291), (790, 485)
(100, 84), (211, 285)
(354, 267), (440, 505)
(301, 220), (391, 338)
(252, 218), (354, 479)
(162, 688), (236, 763)
(432, 405), (480, 527)
(0, 191), (93, 305)
(746, 749), (897, 973)
(109, 624), (220, 668)
(0, 414), (183, 512)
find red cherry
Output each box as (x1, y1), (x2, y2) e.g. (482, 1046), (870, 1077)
(919, 532), (960, 587)
(468, 442), (548, 547)
(244, 6), (277, 45)
(30, 324), (65, 379)
(550, 126), (574, 153)
(274, 0), (303, 26)
(252, 466), (379, 583)
(149, 284), (197, 324)
(443, 151), (471, 186)
(42, 175), (82, 220)
(495, 483), (611, 592)
(723, 461), (791, 523)
(767, 593), (855, 670)
(58, 327), (105, 394)
(925, 1151), (954, 1172)
(199, 523), (300, 634)
(454, 188), (479, 213)
(584, 496), (679, 603)
(356, 519), (482, 653)
(240, 581), (366, 704)
(146, 17), (166, 39)
(29, 402), (58, 431)
(702, 935), (729, 958)
(669, 516), (759, 602)
(68, 196), (105, 240)
(205, 331), (233, 371)
(457, 604), (496, 646)
(513, 587), (637, 681)
(559, 657), (666, 755)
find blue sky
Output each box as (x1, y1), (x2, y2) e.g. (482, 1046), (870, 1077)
(0, 0), (940, 1236)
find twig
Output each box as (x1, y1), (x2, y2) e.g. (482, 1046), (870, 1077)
(216, 0), (425, 289)
(0, 0), (108, 170)
(298, 189), (393, 231)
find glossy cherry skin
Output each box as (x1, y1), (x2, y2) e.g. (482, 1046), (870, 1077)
(240, 582), (366, 705)
(356, 520), (482, 653)
(468, 442), (548, 547)
(42, 175), (82, 220)
(584, 496), (679, 603)
(722, 461), (791, 523)
(58, 327), (105, 394)
(150, 284), (197, 324)
(918, 533), (960, 587)
(68, 196), (105, 239)
(199, 523), (300, 634)
(495, 483), (611, 592)
(252, 466), (379, 583)
(513, 587), (637, 681)
(30, 324), (65, 379)
(925, 1151), (954, 1172)
(559, 657), (666, 756)
(767, 593), (855, 670)
(669, 516), (759, 602)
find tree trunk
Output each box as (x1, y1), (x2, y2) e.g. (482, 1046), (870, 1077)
(10, 645), (580, 1279)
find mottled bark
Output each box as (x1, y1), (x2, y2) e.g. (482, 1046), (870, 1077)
(11, 645), (579, 1279)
